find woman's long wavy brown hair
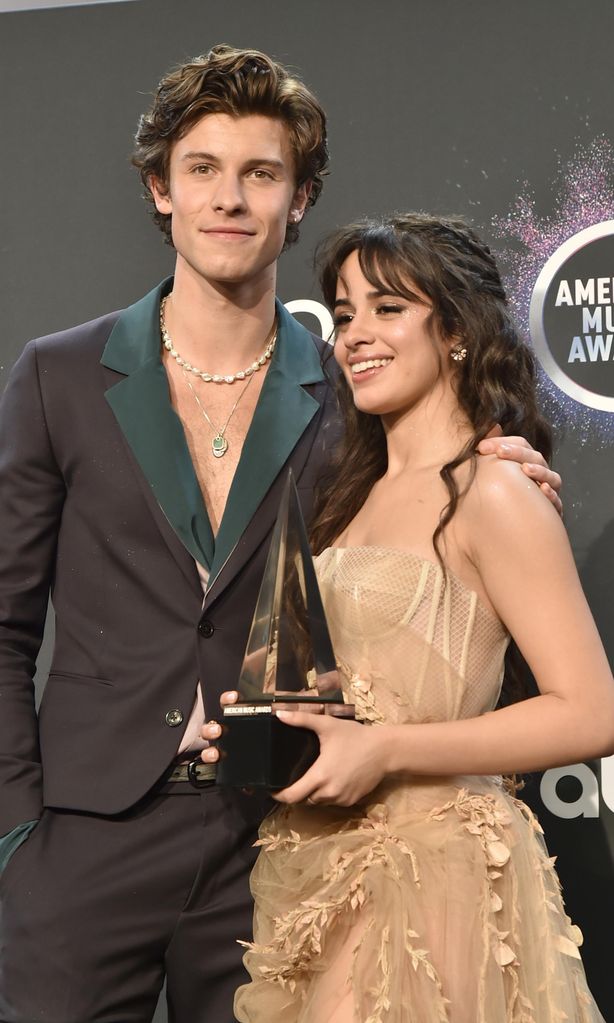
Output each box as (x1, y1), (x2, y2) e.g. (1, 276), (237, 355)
(310, 213), (553, 704)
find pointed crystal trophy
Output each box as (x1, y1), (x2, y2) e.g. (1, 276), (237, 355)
(216, 470), (355, 789)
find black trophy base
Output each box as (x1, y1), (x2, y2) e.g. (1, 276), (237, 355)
(216, 703), (353, 790)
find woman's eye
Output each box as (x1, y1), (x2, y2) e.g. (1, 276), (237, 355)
(333, 313), (353, 328)
(376, 303), (404, 315)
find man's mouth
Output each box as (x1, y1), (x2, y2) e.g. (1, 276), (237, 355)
(202, 228), (255, 238)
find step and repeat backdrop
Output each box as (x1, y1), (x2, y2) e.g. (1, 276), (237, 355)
(2, 0), (614, 1018)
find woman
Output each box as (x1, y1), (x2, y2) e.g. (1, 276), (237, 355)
(207, 214), (614, 1021)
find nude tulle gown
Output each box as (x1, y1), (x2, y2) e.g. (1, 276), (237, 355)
(234, 546), (605, 1023)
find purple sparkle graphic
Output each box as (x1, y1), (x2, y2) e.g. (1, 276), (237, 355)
(493, 136), (614, 444)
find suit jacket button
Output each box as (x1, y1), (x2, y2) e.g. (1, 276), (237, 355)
(165, 709), (184, 727)
(198, 619), (214, 638)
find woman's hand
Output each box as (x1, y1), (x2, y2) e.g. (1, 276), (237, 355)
(272, 712), (391, 807)
(477, 429), (562, 516)
(200, 690), (238, 760)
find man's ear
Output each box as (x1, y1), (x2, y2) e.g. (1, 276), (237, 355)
(149, 175), (173, 215)
(287, 180), (312, 224)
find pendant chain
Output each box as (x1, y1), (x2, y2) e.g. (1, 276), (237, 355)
(160, 296), (277, 459)
(181, 368), (254, 459)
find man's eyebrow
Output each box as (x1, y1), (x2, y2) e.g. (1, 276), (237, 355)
(179, 151), (285, 170)
(180, 151), (218, 163)
(243, 157), (286, 170)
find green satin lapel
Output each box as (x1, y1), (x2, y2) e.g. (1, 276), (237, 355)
(101, 279), (214, 570)
(101, 285), (325, 582)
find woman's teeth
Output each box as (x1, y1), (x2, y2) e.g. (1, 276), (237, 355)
(351, 358), (393, 375)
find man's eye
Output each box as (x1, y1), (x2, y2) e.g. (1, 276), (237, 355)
(250, 169), (274, 180)
(192, 164), (213, 175)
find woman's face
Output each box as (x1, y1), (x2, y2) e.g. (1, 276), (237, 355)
(333, 250), (455, 419)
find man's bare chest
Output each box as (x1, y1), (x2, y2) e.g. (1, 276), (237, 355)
(165, 364), (267, 533)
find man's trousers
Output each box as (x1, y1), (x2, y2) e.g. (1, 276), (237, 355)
(0, 780), (269, 1023)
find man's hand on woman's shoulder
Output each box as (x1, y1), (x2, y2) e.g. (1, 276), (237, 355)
(477, 429), (562, 517)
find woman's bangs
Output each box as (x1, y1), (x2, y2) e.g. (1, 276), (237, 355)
(358, 235), (425, 305)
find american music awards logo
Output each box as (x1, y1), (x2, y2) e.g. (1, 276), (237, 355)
(493, 136), (614, 440)
(530, 221), (614, 412)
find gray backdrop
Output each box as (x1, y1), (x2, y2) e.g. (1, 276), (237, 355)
(2, 1), (613, 1019)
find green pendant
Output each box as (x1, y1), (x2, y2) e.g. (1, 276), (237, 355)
(212, 434), (228, 458)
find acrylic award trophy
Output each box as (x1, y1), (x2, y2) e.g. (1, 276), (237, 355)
(216, 470), (355, 789)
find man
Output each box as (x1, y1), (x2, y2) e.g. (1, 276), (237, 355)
(0, 45), (560, 1023)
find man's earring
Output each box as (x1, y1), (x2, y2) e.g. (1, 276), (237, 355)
(450, 344), (468, 362)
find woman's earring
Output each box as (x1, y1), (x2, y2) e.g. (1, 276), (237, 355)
(450, 344), (468, 362)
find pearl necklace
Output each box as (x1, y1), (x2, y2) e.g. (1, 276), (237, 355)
(159, 295), (277, 384)
(160, 296), (277, 458)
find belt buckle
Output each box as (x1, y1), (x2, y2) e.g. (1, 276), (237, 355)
(187, 757), (214, 788)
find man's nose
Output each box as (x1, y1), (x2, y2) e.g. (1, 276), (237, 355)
(211, 172), (247, 214)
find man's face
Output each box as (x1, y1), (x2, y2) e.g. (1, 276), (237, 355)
(150, 113), (309, 292)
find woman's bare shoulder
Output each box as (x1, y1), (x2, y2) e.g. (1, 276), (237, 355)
(457, 453), (567, 558)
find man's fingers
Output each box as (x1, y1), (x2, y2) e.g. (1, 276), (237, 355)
(200, 693), (236, 740)
(478, 436), (547, 464)
(477, 439), (530, 458)
(539, 482), (563, 517)
(201, 714), (223, 748)
(492, 441), (547, 468)
(522, 462), (562, 491)
(487, 434), (533, 451)
(478, 438), (563, 517)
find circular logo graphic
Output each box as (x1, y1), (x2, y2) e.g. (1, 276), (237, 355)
(530, 220), (614, 411)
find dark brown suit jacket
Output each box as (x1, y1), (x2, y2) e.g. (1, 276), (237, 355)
(0, 279), (340, 834)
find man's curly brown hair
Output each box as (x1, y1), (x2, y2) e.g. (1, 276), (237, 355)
(132, 44), (329, 249)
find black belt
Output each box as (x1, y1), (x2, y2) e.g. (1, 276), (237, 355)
(167, 759), (217, 788)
